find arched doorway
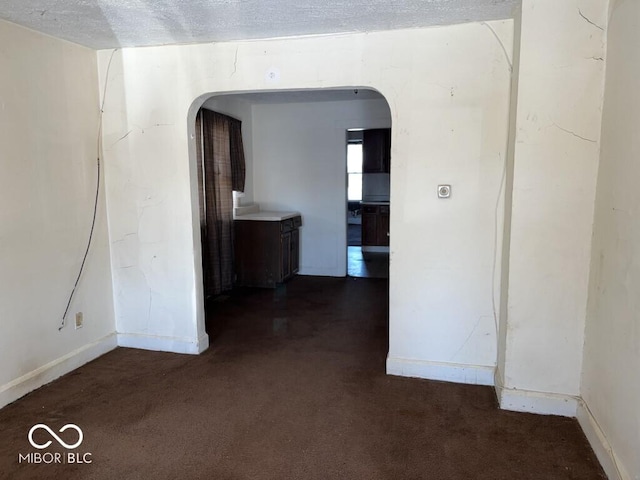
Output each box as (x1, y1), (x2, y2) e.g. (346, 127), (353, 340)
(186, 88), (392, 354)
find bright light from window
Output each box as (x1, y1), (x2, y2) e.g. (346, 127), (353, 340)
(348, 173), (362, 202)
(347, 143), (363, 201)
(347, 143), (363, 173)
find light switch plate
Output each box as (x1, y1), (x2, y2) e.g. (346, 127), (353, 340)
(438, 185), (451, 198)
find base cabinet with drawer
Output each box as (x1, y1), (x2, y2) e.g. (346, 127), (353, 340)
(234, 215), (302, 288)
(362, 204), (390, 246)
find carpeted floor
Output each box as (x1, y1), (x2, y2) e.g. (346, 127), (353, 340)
(0, 277), (605, 479)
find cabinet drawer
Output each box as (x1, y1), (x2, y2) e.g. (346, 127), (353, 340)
(281, 215), (302, 232)
(379, 205), (390, 214)
(362, 205), (378, 214)
(281, 218), (295, 232)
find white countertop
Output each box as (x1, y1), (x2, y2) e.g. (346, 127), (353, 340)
(234, 210), (301, 222)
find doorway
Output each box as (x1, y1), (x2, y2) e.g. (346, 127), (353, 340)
(190, 89), (392, 342)
(347, 130), (363, 248)
(346, 128), (390, 279)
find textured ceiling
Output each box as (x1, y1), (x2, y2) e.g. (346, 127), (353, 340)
(0, 0), (519, 50)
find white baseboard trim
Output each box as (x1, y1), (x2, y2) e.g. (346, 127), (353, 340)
(197, 332), (210, 353)
(117, 332), (209, 354)
(494, 366), (505, 400)
(495, 382), (579, 417)
(386, 356), (495, 386)
(0, 333), (117, 410)
(577, 400), (629, 480)
(298, 268), (344, 277)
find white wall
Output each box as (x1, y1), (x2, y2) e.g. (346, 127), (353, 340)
(496, 0), (607, 416)
(251, 99), (391, 277)
(385, 26), (512, 383)
(98, 20), (513, 372)
(0, 20), (116, 408)
(580, 1), (640, 478)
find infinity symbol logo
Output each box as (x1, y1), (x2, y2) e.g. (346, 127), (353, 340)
(28, 424), (84, 450)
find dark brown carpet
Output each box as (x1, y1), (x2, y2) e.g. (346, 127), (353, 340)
(0, 277), (605, 479)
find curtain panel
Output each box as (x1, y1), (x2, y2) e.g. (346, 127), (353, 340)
(196, 109), (246, 297)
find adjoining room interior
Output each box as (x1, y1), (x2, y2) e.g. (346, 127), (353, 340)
(194, 89), (392, 339)
(1, 1), (639, 479)
(346, 128), (391, 279)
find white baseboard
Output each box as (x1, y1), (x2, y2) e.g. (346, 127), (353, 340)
(0, 333), (117, 410)
(495, 381), (579, 417)
(117, 332), (209, 354)
(298, 267), (344, 277)
(577, 400), (629, 480)
(386, 356), (495, 386)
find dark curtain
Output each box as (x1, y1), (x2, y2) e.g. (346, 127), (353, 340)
(229, 117), (246, 192)
(196, 108), (246, 297)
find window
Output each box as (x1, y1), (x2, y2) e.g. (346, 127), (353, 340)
(347, 142), (363, 201)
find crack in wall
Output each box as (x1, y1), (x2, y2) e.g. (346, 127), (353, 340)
(231, 46), (238, 77)
(552, 123), (597, 143)
(450, 316), (484, 361)
(578, 9), (604, 31)
(112, 232), (138, 244)
(116, 130), (133, 143)
(112, 124), (174, 147)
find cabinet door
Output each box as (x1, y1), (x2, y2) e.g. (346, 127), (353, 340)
(362, 206), (378, 246)
(362, 128), (391, 173)
(378, 208), (390, 246)
(291, 229), (299, 274)
(235, 220), (282, 288)
(280, 231), (292, 280)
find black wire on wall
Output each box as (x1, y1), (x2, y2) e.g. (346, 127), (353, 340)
(59, 48), (119, 330)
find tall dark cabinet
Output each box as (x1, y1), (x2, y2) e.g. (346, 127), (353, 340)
(362, 128), (391, 173)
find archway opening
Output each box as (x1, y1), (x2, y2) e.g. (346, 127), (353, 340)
(187, 88), (393, 366)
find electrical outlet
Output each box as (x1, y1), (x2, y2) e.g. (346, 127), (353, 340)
(75, 312), (83, 329)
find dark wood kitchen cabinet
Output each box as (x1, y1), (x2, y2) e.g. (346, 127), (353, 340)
(362, 128), (391, 173)
(362, 204), (389, 246)
(234, 216), (301, 288)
